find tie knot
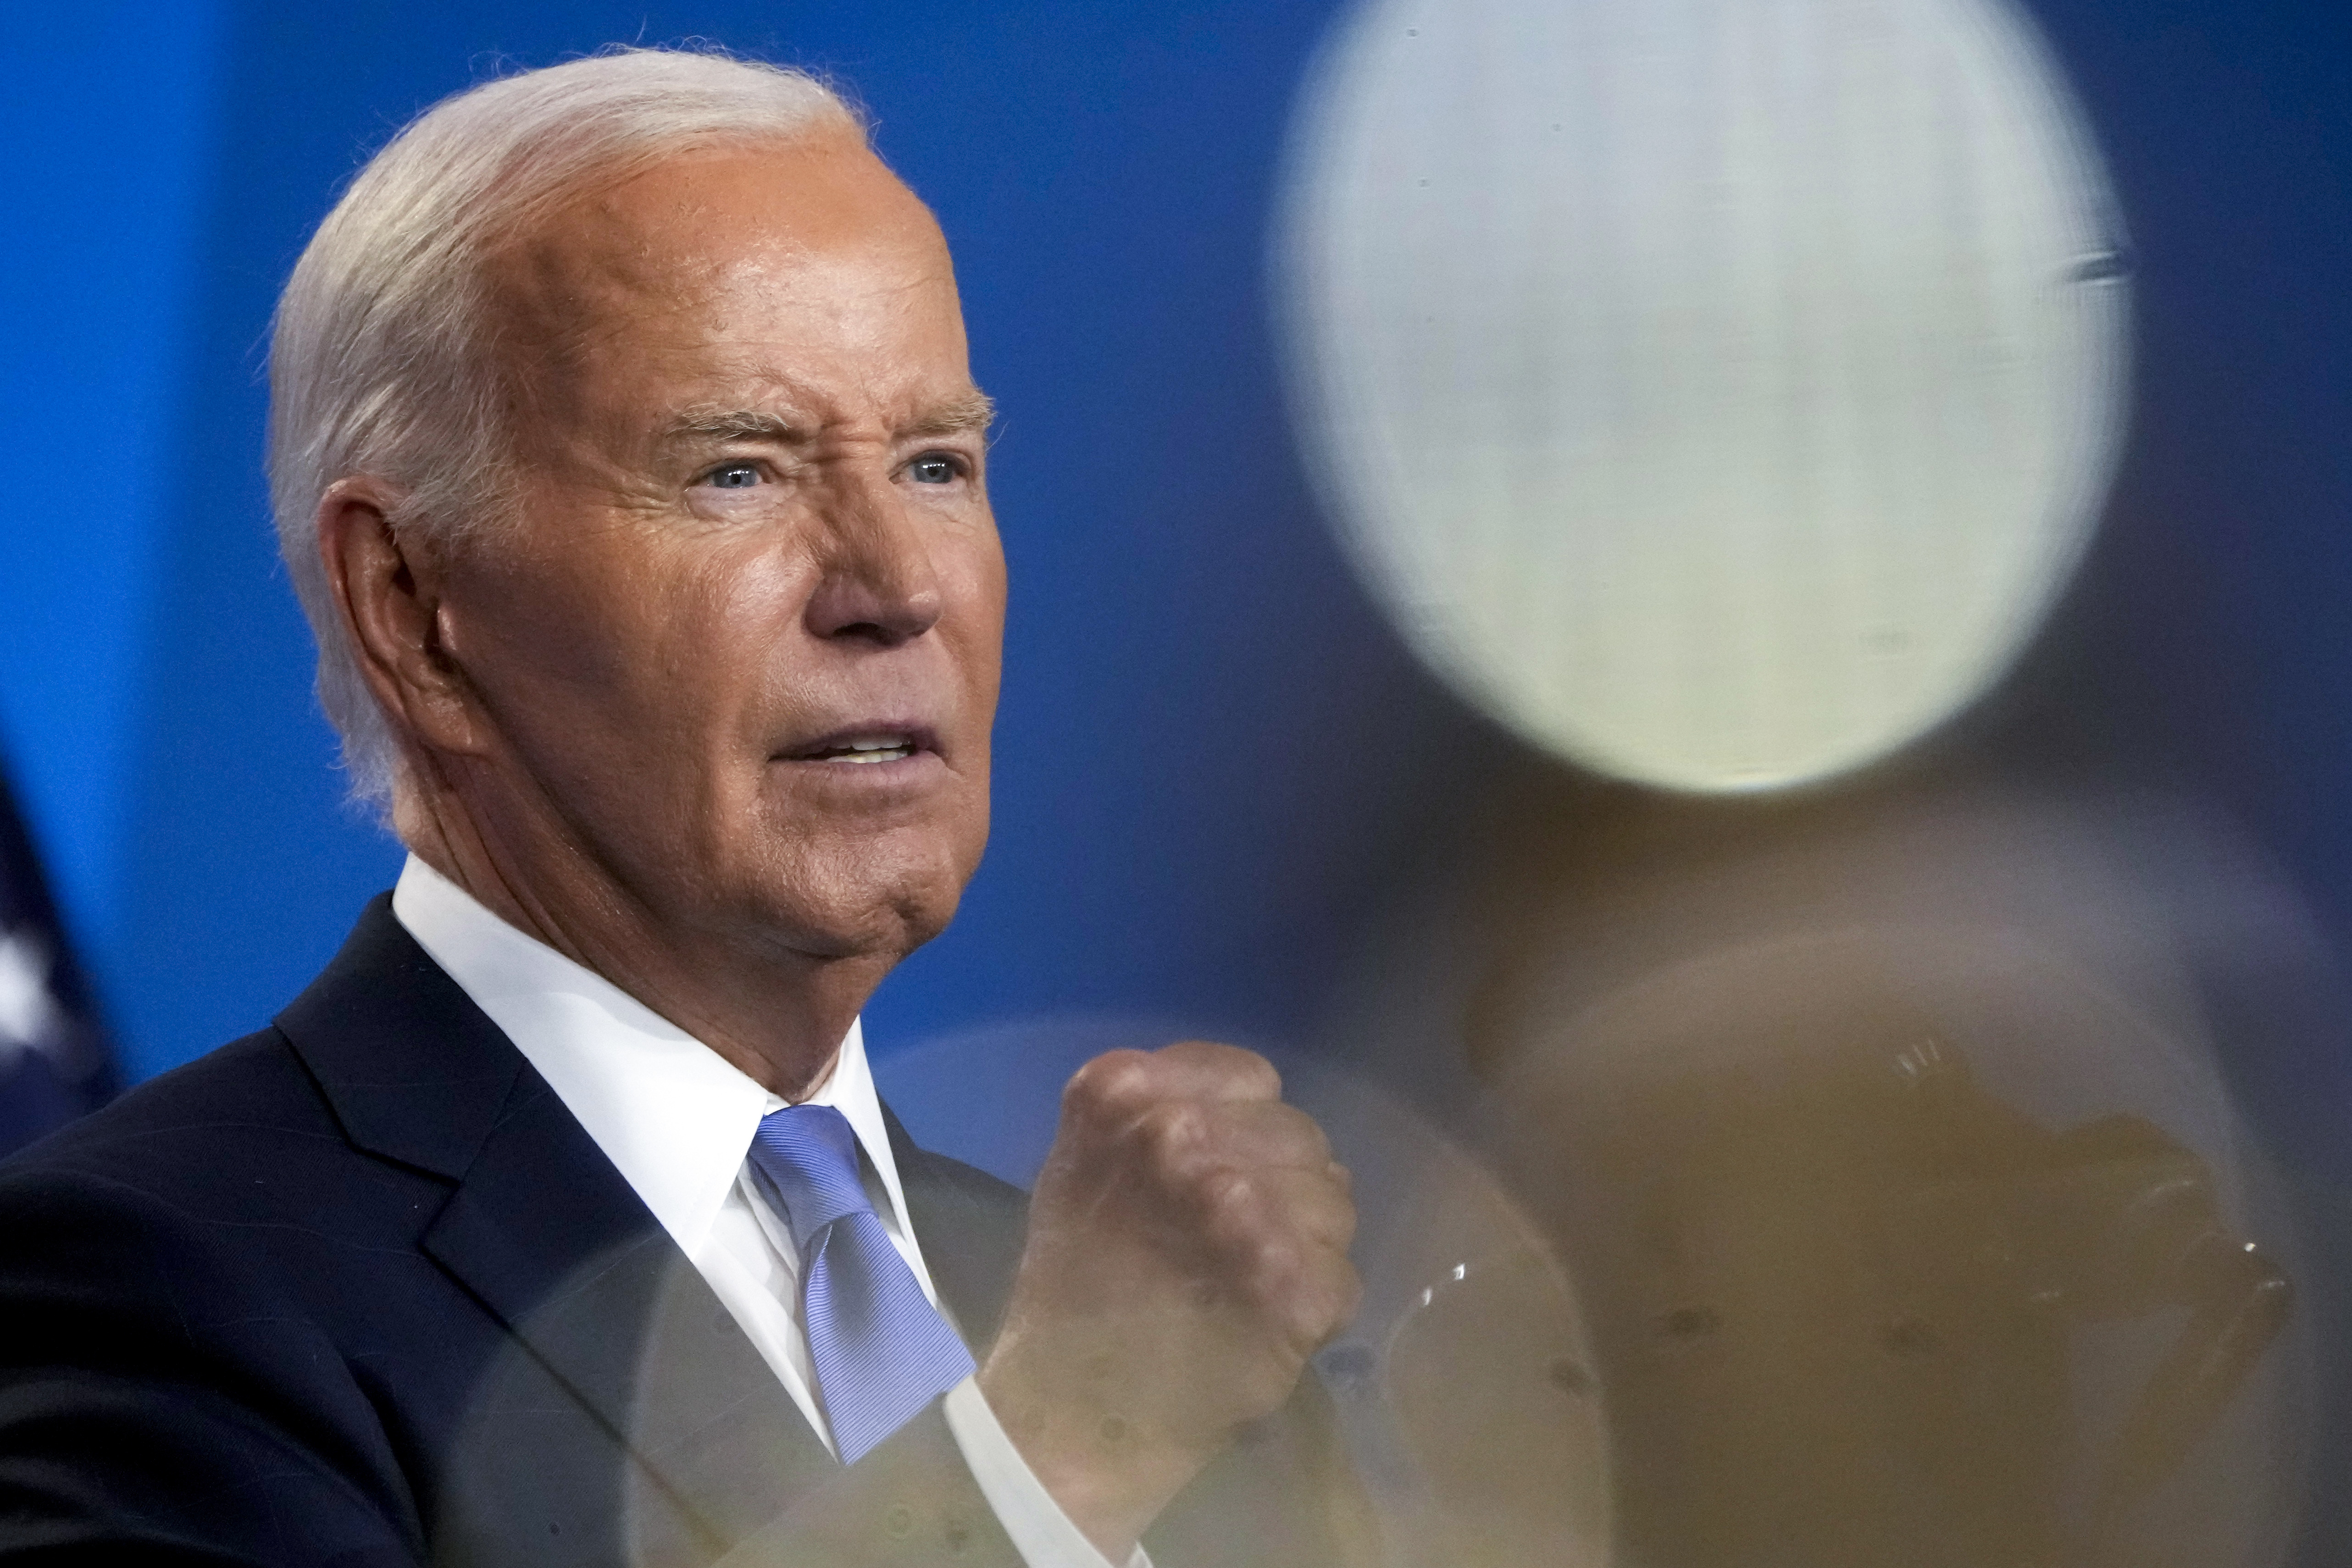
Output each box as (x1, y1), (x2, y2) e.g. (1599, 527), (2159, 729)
(747, 1103), (875, 1252)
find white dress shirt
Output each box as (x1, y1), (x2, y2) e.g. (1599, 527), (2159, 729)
(392, 855), (1143, 1568)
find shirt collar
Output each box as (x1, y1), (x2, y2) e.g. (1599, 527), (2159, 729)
(388, 853), (910, 1258)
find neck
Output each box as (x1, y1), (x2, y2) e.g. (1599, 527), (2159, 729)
(395, 763), (885, 1101)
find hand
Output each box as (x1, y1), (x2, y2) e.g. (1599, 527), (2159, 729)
(977, 1043), (1359, 1560)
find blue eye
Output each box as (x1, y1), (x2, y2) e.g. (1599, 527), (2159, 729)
(704, 462), (761, 489)
(907, 454), (961, 485)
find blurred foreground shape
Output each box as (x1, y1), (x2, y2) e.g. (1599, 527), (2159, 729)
(1503, 946), (2291, 1568)
(1298, 1065), (1613, 1568)
(1280, 0), (2129, 792)
(0, 759), (114, 1156)
(1315, 778), (2324, 1567)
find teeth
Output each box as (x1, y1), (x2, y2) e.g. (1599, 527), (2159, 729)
(815, 737), (916, 763)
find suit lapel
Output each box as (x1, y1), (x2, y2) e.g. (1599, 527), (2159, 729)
(278, 898), (826, 1560)
(276, 900), (1043, 1562)
(275, 893), (525, 1183)
(421, 1075), (832, 1560)
(884, 1104), (1030, 1355)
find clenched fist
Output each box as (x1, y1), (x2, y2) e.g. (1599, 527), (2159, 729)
(977, 1043), (1360, 1560)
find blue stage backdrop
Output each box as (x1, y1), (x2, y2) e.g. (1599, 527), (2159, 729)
(0, 0), (2349, 1176)
(4, 0), (2352, 1557)
(0, 0), (1492, 1085)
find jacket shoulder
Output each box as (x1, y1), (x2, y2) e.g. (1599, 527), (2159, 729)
(1, 1025), (338, 1188)
(0, 1029), (432, 1563)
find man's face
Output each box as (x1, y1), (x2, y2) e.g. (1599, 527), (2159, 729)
(436, 132), (1003, 967)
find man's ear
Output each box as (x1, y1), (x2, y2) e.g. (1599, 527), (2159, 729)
(316, 479), (489, 759)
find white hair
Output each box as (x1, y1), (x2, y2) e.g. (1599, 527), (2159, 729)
(268, 46), (862, 809)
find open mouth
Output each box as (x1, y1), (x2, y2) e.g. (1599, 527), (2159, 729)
(796, 735), (920, 765)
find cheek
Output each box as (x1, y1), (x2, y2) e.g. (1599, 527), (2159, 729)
(457, 531), (792, 754)
(452, 551), (635, 714)
(690, 546), (813, 720)
(942, 527), (1009, 685)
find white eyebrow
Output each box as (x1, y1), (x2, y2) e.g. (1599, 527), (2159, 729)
(660, 406), (808, 445)
(901, 389), (998, 439)
(660, 389), (996, 449)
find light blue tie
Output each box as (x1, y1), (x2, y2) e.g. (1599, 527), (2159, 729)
(746, 1104), (976, 1463)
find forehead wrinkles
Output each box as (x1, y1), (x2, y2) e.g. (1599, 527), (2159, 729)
(485, 193), (738, 447)
(483, 142), (964, 462)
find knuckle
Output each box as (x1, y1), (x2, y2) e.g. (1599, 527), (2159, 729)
(1247, 1057), (1284, 1098)
(1135, 1100), (1206, 1163)
(1295, 1263), (1361, 1344)
(1065, 1049), (1153, 1118)
(1226, 1047), (1284, 1099)
(1268, 1107), (1331, 1166)
(1202, 1166), (1259, 1223)
(1247, 1232), (1299, 1285)
(1166, 1040), (1281, 1098)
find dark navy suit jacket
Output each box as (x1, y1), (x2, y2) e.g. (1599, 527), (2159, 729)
(0, 898), (1367, 1568)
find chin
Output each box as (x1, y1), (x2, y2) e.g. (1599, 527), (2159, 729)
(745, 831), (977, 964)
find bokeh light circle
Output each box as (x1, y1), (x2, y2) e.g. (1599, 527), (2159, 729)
(1278, 0), (2131, 792)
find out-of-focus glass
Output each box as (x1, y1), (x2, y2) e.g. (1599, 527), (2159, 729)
(1493, 931), (2296, 1568)
(1294, 1064), (1613, 1568)
(1277, 0), (2130, 792)
(1315, 783), (2323, 1567)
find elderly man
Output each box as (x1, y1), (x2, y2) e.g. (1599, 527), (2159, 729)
(0, 49), (1365, 1568)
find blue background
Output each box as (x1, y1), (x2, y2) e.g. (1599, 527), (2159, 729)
(0, 0), (1480, 1083)
(0, 0), (2332, 1092)
(2, 0), (2351, 1555)
(2, 0), (2350, 1179)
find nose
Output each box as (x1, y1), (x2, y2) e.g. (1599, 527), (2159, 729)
(803, 470), (944, 647)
